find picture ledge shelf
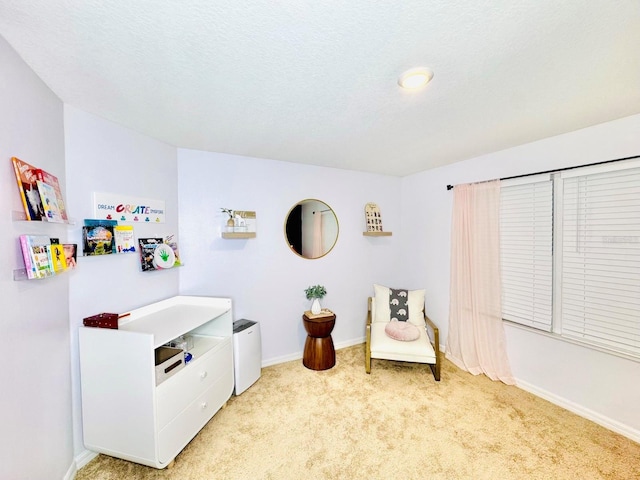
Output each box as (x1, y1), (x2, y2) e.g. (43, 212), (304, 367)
(363, 231), (392, 237)
(222, 232), (256, 239)
(12, 210), (76, 224)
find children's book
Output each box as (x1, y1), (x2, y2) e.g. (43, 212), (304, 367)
(19, 235), (55, 279)
(35, 168), (68, 222)
(19, 235), (35, 279)
(49, 243), (67, 272)
(114, 225), (136, 253)
(62, 243), (78, 268)
(82, 225), (115, 256)
(11, 157), (44, 221)
(84, 219), (117, 227)
(138, 237), (163, 271)
(37, 180), (65, 223)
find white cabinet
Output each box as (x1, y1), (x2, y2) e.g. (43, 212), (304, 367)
(78, 295), (234, 469)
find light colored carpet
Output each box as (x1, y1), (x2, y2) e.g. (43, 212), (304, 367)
(76, 345), (640, 479)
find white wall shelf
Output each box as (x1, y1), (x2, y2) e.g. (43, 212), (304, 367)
(12, 209), (76, 224)
(13, 268), (28, 281)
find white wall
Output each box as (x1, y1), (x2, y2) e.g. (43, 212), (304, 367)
(177, 149), (402, 364)
(64, 106), (180, 462)
(0, 35), (73, 479)
(401, 113), (640, 441)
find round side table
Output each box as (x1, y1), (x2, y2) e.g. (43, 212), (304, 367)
(302, 312), (336, 370)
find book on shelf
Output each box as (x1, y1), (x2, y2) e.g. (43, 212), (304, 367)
(138, 236), (182, 271)
(19, 235), (55, 279)
(84, 218), (117, 227)
(35, 168), (68, 222)
(114, 225), (136, 253)
(50, 243), (68, 273)
(11, 157), (44, 221)
(138, 237), (164, 271)
(36, 180), (65, 223)
(19, 235), (34, 278)
(82, 223), (115, 256)
(63, 243), (78, 268)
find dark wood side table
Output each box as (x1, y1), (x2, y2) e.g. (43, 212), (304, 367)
(302, 312), (336, 370)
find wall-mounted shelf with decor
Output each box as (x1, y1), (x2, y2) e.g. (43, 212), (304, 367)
(222, 232), (256, 239)
(363, 231), (392, 237)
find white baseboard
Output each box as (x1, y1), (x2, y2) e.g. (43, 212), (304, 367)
(64, 450), (96, 480)
(63, 462), (77, 480)
(66, 449), (98, 478)
(334, 336), (365, 350)
(261, 350), (302, 367)
(261, 337), (365, 368)
(515, 378), (640, 444)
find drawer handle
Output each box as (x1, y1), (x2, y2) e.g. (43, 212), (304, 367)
(201, 402), (208, 410)
(200, 371), (208, 379)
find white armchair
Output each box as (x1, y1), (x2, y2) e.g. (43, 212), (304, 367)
(365, 286), (440, 381)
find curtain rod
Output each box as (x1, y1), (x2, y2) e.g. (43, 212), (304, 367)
(313, 209), (330, 214)
(445, 154), (640, 190)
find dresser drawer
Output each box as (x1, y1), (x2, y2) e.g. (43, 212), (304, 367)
(157, 370), (234, 464)
(156, 339), (232, 430)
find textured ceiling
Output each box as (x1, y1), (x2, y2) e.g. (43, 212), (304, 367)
(0, 1), (639, 176)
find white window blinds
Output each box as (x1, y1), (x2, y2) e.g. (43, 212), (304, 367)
(560, 167), (640, 356)
(500, 176), (554, 330)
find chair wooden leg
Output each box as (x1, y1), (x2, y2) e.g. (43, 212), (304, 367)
(428, 352), (441, 381)
(429, 363), (440, 381)
(365, 344), (371, 374)
(365, 320), (372, 374)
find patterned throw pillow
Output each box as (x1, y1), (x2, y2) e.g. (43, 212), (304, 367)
(373, 284), (426, 326)
(389, 288), (409, 322)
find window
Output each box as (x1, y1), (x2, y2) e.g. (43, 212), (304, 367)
(500, 175), (553, 330)
(500, 160), (640, 359)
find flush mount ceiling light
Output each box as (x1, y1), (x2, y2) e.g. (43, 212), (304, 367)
(397, 67), (434, 90)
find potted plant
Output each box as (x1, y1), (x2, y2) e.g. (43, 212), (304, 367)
(305, 284), (327, 314)
(221, 208), (234, 229)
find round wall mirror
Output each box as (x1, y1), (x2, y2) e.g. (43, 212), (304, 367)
(285, 199), (339, 259)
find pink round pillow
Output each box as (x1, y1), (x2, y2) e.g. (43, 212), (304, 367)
(385, 321), (420, 341)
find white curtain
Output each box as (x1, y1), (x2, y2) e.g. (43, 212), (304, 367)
(446, 180), (515, 385)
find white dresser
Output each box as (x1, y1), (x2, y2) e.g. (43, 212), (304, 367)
(78, 295), (234, 469)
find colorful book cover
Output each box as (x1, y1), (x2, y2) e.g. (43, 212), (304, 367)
(19, 235), (35, 279)
(63, 244), (78, 268)
(21, 235), (55, 279)
(82, 225), (115, 256)
(114, 225), (136, 253)
(35, 168), (68, 222)
(84, 218), (117, 227)
(36, 180), (65, 223)
(11, 157), (44, 221)
(138, 237), (163, 271)
(50, 243), (67, 272)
